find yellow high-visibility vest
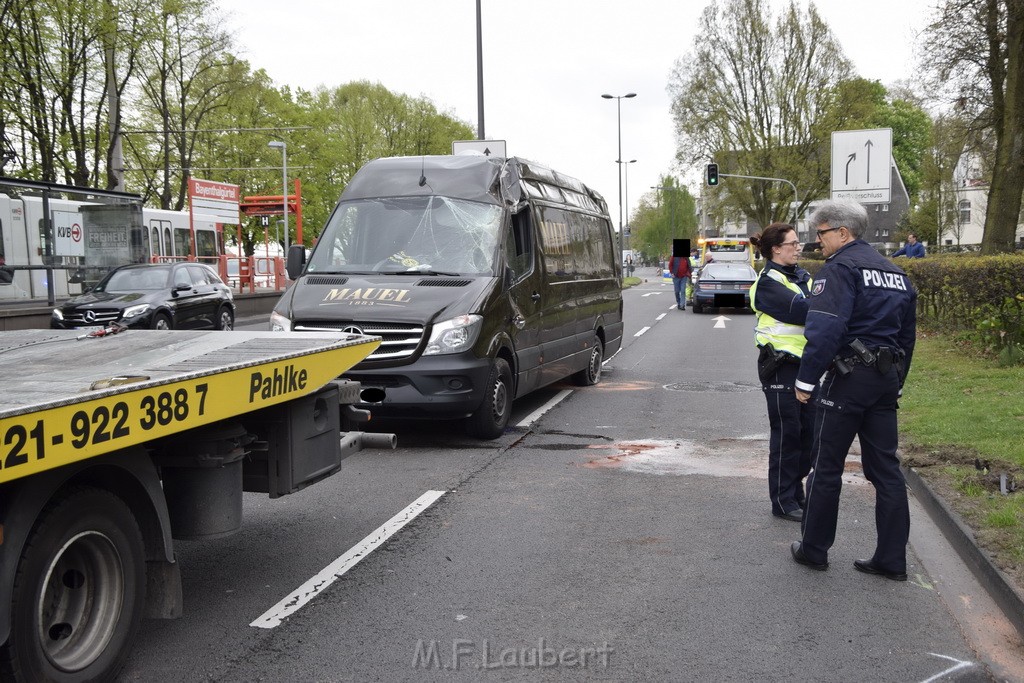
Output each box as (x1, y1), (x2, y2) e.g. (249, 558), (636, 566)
(750, 267), (811, 358)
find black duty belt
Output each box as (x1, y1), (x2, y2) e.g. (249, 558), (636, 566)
(835, 346), (903, 374)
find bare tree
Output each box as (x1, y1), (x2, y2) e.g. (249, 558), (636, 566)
(668, 0), (853, 229)
(923, 0), (1024, 254)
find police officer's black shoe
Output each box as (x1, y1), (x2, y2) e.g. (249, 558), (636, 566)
(853, 559), (907, 582)
(773, 508), (803, 522)
(791, 542), (828, 571)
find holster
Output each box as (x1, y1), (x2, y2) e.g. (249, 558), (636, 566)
(876, 347), (894, 374)
(757, 344), (786, 383)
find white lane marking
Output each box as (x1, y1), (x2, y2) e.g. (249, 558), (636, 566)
(919, 653), (973, 682)
(634, 326), (651, 337)
(250, 490), (447, 629)
(516, 389), (573, 427)
(713, 315), (731, 329)
(641, 292), (662, 297)
(656, 313), (666, 321)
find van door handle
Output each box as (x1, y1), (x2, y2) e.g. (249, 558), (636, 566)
(531, 292), (541, 301)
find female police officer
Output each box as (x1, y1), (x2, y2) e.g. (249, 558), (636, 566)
(789, 200), (917, 581)
(750, 224), (814, 522)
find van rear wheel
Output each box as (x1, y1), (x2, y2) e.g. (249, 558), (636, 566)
(573, 334), (603, 386)
(466, 358), (512, 440)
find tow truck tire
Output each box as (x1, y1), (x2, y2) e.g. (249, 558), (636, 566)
(572, 333), (603, 386)
(466, 358), (512, 440)
(216, 305), (234, 331)
(0, 487), (146, 683)
(151, 312), (172, 330)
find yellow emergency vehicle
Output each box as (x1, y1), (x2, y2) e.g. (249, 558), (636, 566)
(698, 237), (756, 269)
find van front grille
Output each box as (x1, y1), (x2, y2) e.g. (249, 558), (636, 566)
(292, 320), (424, 361)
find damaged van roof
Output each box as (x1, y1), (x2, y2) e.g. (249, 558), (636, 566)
(339, 155), (608, 216)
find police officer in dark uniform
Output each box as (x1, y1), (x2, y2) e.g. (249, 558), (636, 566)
(789, 200), (917, 582)
(749, 223), (814, 522)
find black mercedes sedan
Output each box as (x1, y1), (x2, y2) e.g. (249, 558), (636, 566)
(51, 263), (234, 331)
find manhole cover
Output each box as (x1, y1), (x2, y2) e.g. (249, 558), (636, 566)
(664, 381), (759, 393)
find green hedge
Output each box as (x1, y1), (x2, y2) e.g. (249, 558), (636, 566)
(798, 253), (1024, 363)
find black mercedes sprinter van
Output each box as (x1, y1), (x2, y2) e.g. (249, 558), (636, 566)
(270, 154), (623, 438)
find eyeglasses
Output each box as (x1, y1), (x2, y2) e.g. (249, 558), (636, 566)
(780, 240), (801, 248)
(816, 227), (842, 238)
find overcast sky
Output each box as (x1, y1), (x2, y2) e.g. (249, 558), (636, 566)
(216, 0), (937, 231)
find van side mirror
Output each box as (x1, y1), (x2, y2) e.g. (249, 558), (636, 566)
(286, 244), (306, 279)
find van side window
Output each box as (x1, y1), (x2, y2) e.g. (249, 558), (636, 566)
(506, 208), (533, 279)
(538, 206), (573, 281)
(580, 214), (615, 278)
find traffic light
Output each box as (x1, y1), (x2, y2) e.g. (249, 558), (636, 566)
(706, 163), (719, 186)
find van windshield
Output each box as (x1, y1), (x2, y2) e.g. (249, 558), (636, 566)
(307, 196), (503, 275)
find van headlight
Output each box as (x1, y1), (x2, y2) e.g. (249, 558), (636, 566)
(122, 304), (150, 320)
(423, 314), (482, 355)
(269, 310), (292, 332)
(52, 308), (64, 321)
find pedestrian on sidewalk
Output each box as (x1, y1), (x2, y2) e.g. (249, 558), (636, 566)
(789, 200), (917, 582)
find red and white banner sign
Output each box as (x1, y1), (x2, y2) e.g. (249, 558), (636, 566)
(189, 177), (240, 225)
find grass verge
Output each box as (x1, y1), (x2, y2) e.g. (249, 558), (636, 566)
(900, 333), (1024, 585)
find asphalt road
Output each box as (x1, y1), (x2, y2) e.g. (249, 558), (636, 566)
(117, 272), (1019, 681)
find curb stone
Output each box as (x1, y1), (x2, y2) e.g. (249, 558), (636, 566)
(903, 464), (1024, 638)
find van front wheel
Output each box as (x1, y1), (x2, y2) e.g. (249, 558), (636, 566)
(573, 334), (603, 386)
(466, 358), (512, 439)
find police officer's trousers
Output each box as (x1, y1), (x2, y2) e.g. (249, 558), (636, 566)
(761, 362), (814, 515)
(801, 364), (910, 572)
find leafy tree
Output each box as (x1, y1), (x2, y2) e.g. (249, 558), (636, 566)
(630, 177), (698, 262)
(669, 0), (853, 228)
(905, 114), (978, 249)
(126, 0), (238, 210)
(289, 81), (473, 242)
(922, 0), (1024, 254)
(1, 0), (106, 184)
(0, 0), (160, 186)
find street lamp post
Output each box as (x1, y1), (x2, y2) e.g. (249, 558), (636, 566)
(268, 140), (289, 254)
(602, 92), (636, 263)
(621, 159), (636, 256)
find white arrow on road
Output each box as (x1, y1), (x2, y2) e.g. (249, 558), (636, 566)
(712, 315), (731, 329)
(921, 653), (973, 682)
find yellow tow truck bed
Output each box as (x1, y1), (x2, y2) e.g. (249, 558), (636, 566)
(0, 329), (379, 484)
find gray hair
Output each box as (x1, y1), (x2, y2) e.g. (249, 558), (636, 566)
(809, 200), (868, 239)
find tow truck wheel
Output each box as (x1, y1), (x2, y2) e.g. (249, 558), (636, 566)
(572, 333), (603, 386)
(1, 487), (145, 683)
(466, 358), (512, 439)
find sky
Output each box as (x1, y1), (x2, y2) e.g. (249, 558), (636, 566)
(215, 0), (937, 233)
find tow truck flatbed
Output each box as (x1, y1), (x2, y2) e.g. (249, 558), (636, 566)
(0, 329), (379, 485)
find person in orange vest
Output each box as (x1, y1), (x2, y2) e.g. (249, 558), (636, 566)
(668, 251), (692, 310)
